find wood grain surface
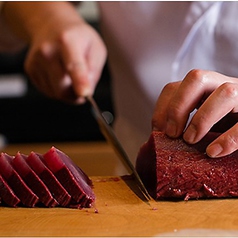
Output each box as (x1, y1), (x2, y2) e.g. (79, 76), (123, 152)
(1, 142), (238, 236)
(1, 176), (238, 236)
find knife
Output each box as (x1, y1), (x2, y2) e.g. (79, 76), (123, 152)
(86, 95), (151, 201)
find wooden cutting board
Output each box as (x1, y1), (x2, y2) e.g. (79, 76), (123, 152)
(1, 176), (238, 237)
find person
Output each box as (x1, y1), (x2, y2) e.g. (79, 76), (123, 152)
(1, 2), (238, 175)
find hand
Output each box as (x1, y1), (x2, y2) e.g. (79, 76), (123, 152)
(3, 2), (107, 103)
(152, 69), (238, 158)
(26, 22), (106, 103)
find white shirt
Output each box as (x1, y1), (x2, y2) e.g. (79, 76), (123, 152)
(1, 2), (238, 175)
(98, 1), (238, 174)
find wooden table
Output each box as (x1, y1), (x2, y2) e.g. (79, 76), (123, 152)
(1, 142), (238, 236)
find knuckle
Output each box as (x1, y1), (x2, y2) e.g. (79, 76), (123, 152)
(192, 112), (207, 130)
(67, 61), (83, 72)
(220, 133), (238, 151)
(24, 43), (53, 73)
(162, 81), (179, 93)
(167, 101), (184, 120)
(184, 69), (209, 86)
(218, 82), (238, 99)
(186, 69), (202, 79)
(57, 24), (84, 46)
(58, 28), (75, 46)
(33, 42), (54, 61)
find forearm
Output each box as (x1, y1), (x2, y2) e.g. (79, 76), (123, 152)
(2, 1), (84, 43)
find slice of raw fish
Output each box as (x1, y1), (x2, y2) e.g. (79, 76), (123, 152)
(42, 147), (95, 207)
(0, 174), (20, 207)
(0, 153), (39, 207)
(136, 131), (238, 200)
(26, 152), (71, 206)
(12, 152), (58, 207)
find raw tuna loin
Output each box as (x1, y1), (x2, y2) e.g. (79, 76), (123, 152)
(0, 148), (95, 208)
(0, 153), (39, 207)
(12, 152), (58, 207)
(26, 152), (71, 207)
(136, 131), (238, 200)
(43, 147), (95, 208)
(0, 174), (20, 207)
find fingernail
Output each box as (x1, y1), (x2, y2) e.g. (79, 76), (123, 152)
(80, 86), (92, 97)
(207, 143), (223, 158)
(166, 120), (177, 137)
(183, 125), (197, 143)
(80, 72), (95, 97)
(77, 78), (93, 97)
(75, 96), (86, 104)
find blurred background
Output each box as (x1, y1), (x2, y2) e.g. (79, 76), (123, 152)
(0, 2), (114, 145)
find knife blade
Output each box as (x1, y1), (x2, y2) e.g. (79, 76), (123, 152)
(86, 95), (151, 201)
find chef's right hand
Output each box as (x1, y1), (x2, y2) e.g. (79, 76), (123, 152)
(26, 21), (107, 104)
(3, 2), (107, 103)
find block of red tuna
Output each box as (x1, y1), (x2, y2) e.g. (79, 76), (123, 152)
(136, 131), (238, 200)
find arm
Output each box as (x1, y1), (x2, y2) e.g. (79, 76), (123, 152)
(2, 1), (107, 102)
(152, 69), (238, 158)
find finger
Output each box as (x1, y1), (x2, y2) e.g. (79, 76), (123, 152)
(86, 36), (107, 93)
(184, 82), (238, 144)
(66, 60), (90, 96)
(45, 54), (82, 103)
(164, 70), (231, 138)
(43, 44), (74, 100)
(206, 124), (238, 158)
(152, 81), (180, 132)
(46, 58), (78, 101)
(59, 29), (92, 97)
(25, 42), (73, 101)
(24, 48), (53, 97)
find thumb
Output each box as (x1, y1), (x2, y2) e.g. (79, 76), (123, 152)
(66, 59), (94, 97)
(59, 31), (95, 98)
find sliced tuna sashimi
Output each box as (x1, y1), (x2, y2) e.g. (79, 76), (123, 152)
(0, 174), (20, 207)
(136, 131), (238, 200)
(43, 147), (95, 207)
(0, 153), (39, 207)
(26, 152), (71, 206)
(12, 152), (58, 207)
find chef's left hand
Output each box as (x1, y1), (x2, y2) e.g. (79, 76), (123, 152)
(152, 69), (238, 158)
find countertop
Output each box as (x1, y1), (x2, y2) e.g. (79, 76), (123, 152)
(1, 141), (238, 237)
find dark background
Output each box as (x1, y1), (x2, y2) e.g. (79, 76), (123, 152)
(0, 22), (114, 144)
